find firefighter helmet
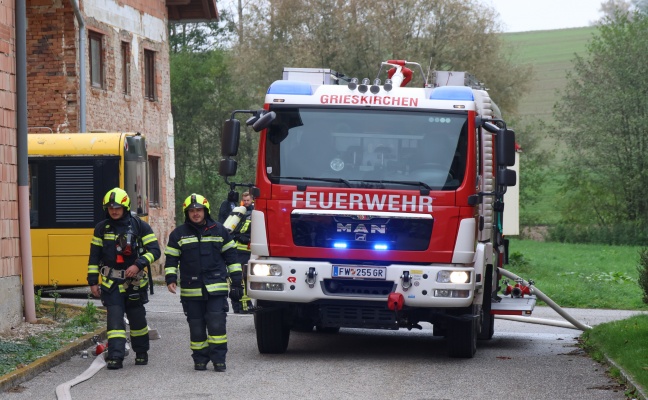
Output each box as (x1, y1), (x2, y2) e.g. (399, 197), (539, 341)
(103, 188), (131, 211)
(182, 193), (210, 214)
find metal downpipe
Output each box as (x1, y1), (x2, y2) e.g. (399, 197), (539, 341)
(70, 0), (86, 132)
(16, 0), (36, 323)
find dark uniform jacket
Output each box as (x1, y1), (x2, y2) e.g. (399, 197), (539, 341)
(164, 217), (242, 299)
(233, 205), (253, 253)
(87, 213), (160, 291)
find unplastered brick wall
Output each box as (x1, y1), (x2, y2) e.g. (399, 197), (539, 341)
(26, 1), (77, 133)
(0, 0), (20, 280)
(26, 0), (176, 272)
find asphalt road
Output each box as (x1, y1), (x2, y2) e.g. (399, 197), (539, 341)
(4, 286), (645, 400)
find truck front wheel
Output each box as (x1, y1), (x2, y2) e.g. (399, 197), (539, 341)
(254, 306), (290, 354)
(447, 316), (477, 358)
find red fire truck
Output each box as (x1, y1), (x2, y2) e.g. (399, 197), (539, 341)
(220, 60), (532, 358)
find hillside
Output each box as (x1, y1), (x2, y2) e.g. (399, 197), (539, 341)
(502, 27), (597, 120)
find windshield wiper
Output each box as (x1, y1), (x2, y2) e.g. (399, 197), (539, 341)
(280, 176), (353, 188)
(359, 180), (433, 190)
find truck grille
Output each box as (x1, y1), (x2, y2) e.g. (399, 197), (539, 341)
(322, 279), (395, 297)
(320, 304), (397, 329)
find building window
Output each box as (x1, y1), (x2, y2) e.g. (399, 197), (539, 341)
(89, 31), (104, 88)
(148, 156), (160, 207)
(121, 42), (131, 95)
(144, 49), (156, 101)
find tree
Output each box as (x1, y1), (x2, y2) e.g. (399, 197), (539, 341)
(227, 0), (531, 115)
(553, 11), (648, 231)
(170, 22), (256, 223)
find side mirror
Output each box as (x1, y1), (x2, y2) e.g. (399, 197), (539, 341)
(251, 186), (261, 199)
(219, 159), (238, 177)
(496, 129), (516, 167)
(497, 168), (516, 187)
(252, 111), (276, 132)
(221, 119), (241, 157)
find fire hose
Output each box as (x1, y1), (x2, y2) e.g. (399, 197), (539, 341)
(55, 353), (106, 400)
(496, 268), (592, 331)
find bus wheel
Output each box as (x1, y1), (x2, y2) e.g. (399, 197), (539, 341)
(254, 307), (290, 354)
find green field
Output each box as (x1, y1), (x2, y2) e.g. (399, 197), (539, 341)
(500, 27), (598, 227)
(502, 27), (598, 120)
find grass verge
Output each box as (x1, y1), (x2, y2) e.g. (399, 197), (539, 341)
(0, 299), (105, 377)
(580, 314), (648, 398)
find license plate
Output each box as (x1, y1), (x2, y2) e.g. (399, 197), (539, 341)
(332, 265), (386, 280)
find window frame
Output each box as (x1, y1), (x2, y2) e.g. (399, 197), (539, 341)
(121, 41), (131, 95)
(148, 155), (161, 207)
(89, 31), (104, 89)
(144, 49), (157, 101)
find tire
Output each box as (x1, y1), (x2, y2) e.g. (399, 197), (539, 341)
(315, 325), (340, 334)
(254, 307), (290, 354)
(478, 264), (495, 340)
(447, 316), (477, 358)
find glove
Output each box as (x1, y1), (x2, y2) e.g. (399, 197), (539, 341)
(229, 283), (244, 302)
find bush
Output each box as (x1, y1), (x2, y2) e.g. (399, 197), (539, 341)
(548, 223), (648, 246)
(638, 248), (648, 304)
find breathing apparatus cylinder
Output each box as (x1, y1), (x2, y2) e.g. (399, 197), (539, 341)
(223, 206), (247, 232)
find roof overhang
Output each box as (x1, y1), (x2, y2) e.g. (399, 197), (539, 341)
(167, 0), (218, 22)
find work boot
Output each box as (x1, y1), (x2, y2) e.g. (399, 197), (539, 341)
(214, 363), (227, 372)
(106, 358), (123, 370)
(194, 363), (207, 371)
(231, 302), (242, 314)
(135, 352), (148, 365)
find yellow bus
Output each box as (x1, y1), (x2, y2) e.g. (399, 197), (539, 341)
(28, 132), (149, 287)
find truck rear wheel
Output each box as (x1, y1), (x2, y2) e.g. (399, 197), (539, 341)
(254, 307), (290, 354)
(478, 264), (495, 340)
(447, 317), (477, 358)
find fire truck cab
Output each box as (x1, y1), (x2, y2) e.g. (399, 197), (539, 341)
(220, 60), (531, 358)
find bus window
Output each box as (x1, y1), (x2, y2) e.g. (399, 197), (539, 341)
(29, 163), (39, 227)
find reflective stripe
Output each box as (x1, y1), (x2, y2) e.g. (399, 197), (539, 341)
(180, 287), (203, 297)
(143, 252), (155, 264)
(104, 233), (116, 240)
(88, 265), (99, 274)
(108, 330), (127, 339)
(205, 282), (228, 293)
(202, 236), (222, 243)
(190, 341), (209, 350)
(222, 240), (236, 252)
(228, 263), (242, 274)
(178, 237), (199, 246)
(130, 326), (149, 337)
(236, 243), (250, 251)
(207, 334), (227, 345)
(118, 285), (126, 293)
(91, 237), (103, 246)
(101, 278), (113, 289)
(165, 246), (180, 257)
(141, 233), (157, 245)
(165, 266), (178, 275)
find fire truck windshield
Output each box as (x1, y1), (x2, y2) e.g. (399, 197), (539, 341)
(266, 107), (468, 190)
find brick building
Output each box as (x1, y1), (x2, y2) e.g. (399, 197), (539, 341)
(0, 0), (217, 332)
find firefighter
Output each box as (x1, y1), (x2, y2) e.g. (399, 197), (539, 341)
(230, 191), (254, 313)
(164, 193), (243, 372)
(87, 188), (161, 370)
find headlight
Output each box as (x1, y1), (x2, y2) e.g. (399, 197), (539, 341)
(437, 270), (470, 283)
(252, 263), (282, 276)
